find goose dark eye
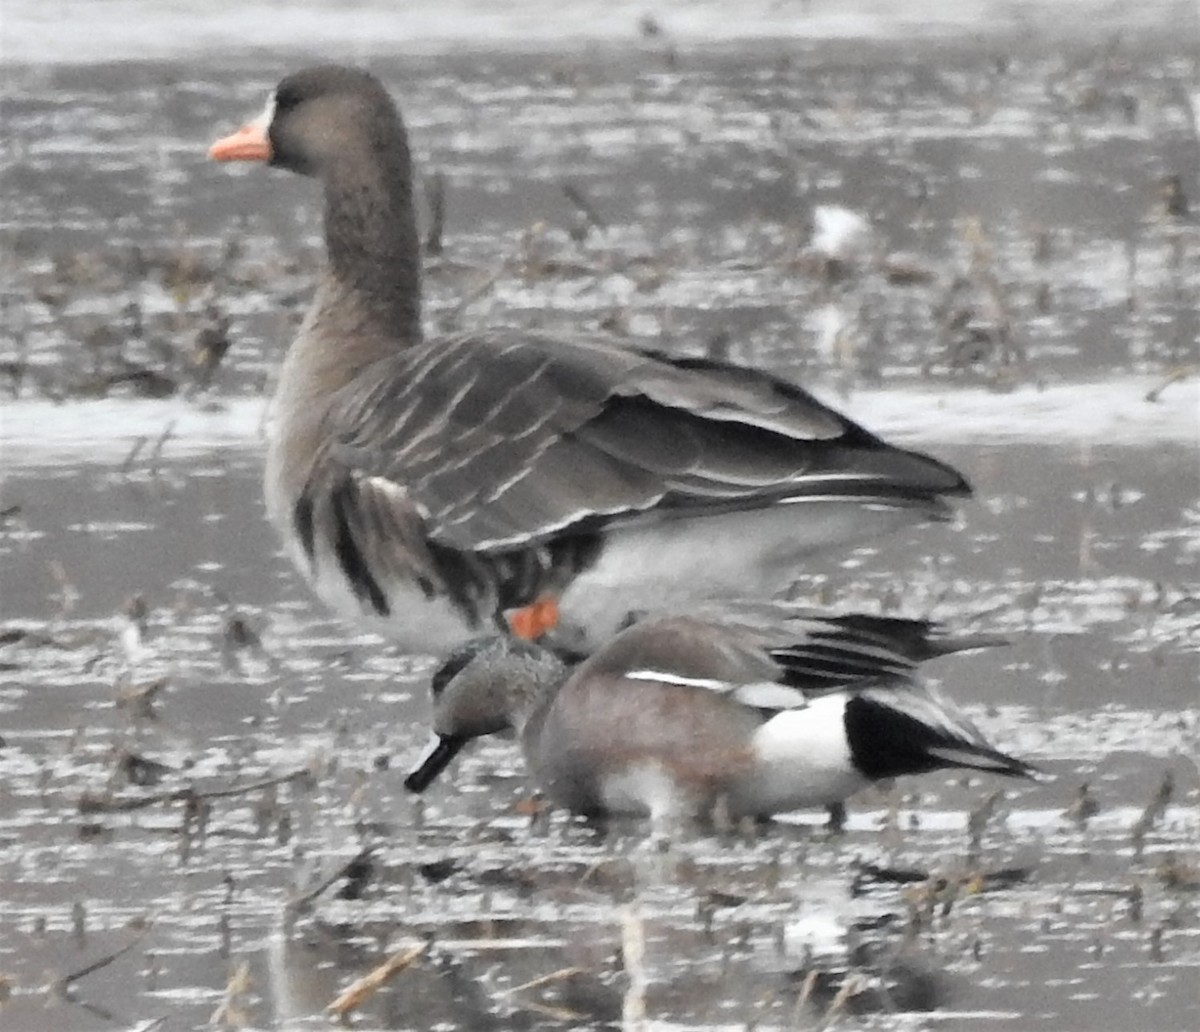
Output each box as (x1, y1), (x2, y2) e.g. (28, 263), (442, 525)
(274, 85), (301, 113)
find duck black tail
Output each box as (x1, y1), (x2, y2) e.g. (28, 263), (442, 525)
(844, 683), (1036, 781)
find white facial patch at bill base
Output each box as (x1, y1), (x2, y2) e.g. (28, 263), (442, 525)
(259, 91), (277, 131)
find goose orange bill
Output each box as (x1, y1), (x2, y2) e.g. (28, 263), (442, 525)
(209, 114), (271, 162)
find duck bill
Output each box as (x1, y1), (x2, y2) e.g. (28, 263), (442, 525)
(209, 112), (272, 162)
(404, 733), (467, 793)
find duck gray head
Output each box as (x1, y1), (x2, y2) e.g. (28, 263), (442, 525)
(404, 636), (568, 793)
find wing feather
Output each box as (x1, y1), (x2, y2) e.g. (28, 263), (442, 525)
(324, 329), (968, 553)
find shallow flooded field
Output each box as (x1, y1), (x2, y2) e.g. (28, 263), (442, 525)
(2, 4), (1199, 1030)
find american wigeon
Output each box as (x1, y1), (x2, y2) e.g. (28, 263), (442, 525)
(405, 607), (1034, 822)
(209, 67), (970, 654)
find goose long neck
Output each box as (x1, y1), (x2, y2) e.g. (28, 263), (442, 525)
(320, 132), (422, 343)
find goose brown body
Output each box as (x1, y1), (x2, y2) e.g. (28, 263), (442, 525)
(210, 66), (971, 653)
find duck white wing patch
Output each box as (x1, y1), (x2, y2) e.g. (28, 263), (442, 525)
(623, 671), (808, 712)
(624, 669), (730, 691)
(730, 682), (810, 711)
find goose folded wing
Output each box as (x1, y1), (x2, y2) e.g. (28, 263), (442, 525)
(328, 330), (967, 553)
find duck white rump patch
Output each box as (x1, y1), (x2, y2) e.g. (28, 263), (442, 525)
(736, 694), (867, 813)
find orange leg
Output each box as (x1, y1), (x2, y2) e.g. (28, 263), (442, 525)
(507, 596), (560, 640)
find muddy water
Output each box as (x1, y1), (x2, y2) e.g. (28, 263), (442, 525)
(2, 8), (1199, 1032)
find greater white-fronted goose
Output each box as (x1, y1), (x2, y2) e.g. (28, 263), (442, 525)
(404, 606), (1034, 822)
(209, 66), (971, 654)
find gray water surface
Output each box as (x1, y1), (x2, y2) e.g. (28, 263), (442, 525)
(1, 7), (1199, 1031)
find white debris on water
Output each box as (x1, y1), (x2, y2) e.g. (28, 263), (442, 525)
(810, 205), (875, 264)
